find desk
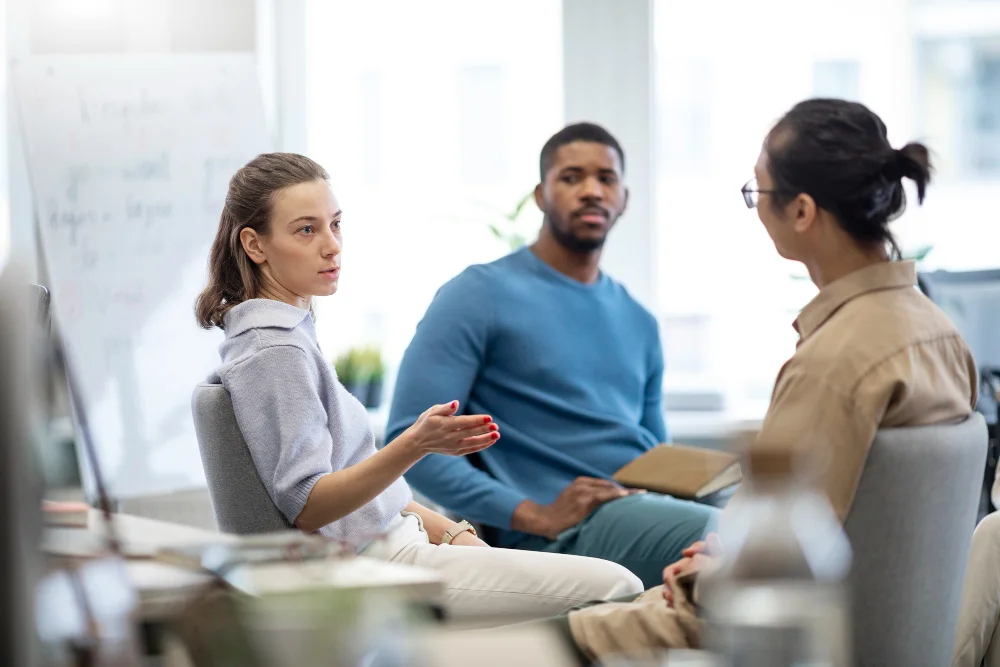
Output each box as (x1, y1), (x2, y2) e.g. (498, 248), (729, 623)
(44, 511), (444, 619)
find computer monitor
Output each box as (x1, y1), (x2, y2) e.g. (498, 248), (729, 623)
(920, 269), (1000, 375)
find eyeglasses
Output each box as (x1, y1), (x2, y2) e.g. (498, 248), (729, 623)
(741, 178), (790, 209)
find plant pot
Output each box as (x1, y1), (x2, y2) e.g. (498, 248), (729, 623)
(345, 382), (368, 404)
(365, 378), (383, 409)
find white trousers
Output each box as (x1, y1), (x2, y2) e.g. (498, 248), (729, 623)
(953, 512), (1000, 667)
(361, 513), (643, 623)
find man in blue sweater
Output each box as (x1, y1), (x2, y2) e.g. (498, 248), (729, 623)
(386, 123), (716, 588)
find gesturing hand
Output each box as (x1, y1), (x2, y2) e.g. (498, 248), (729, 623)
(403, 400), (500, 457)
(512, 477), (643, 541)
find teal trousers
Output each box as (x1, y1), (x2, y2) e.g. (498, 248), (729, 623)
(511, 492), (719, 589)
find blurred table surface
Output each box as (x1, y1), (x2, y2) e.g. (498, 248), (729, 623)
(43, 510), (445, 619)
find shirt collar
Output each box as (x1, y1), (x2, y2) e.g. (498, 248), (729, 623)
(794, 261), (917, 341)
(223, 298), (312, 338)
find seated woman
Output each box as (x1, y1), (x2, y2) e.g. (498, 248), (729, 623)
(561, 97), (979, 661)
(194, 153), (642, 622)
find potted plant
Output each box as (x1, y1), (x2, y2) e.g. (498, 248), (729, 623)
(360, 347), (385, 409)
(333, 346), (385, 409)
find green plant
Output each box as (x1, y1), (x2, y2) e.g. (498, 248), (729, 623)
(790, 244), (934, 281)
(334, 346), (384, 385)
(904, 244), (934, 263)
(485, 190), (538, 251)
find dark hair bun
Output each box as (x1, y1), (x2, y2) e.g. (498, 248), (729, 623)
(894, 142), (932, 203)
(765, 99), (934, 257)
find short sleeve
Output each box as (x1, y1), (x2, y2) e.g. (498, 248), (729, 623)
(222, 345), (334, 524)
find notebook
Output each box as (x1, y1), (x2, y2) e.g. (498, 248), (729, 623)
(612, 444), (742, 500)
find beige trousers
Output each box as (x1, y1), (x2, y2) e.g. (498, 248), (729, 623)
(361, 513), (644, 623)
(953, 512), (1000, 667)
(567, 582), (701, 661)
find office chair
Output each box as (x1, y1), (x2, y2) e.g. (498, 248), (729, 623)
(846, 413), (988, 666)
(191, 382), (293, 534)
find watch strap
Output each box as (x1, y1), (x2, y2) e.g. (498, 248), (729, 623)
(442, 520), (477, 545)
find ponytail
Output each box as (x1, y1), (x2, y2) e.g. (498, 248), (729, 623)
(894, 142), (932, 204)
(194, 153), (330, 330)
(765, 99), (935, 258)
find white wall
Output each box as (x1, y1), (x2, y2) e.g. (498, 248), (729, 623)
(562, 0), (657, 311)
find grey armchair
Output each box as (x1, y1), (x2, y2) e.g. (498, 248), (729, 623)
(191, 382), (292, 534)
(845, 412), (988, 667)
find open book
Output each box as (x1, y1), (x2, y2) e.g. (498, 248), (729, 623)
(613, 444), (742, 500)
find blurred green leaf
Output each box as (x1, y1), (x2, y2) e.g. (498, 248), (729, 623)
(333, 346), (384, 383)
(905, 245), (933, 262)
(788, 245), (934, 284)
(507, 191), (535, 221)
(486, 189), (538, 251)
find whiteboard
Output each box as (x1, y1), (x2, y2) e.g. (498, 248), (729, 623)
(14, 54), (272, 498)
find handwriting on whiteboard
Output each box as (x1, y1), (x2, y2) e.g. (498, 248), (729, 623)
(14, 55), (271, 497)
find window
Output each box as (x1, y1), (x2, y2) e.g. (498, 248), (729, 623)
(918, 37), (1000, 178)
(655, 0), (1000, 416)
(813, 60), (861, 100)
(358, 70), (386, 185)
(458, 64), (509, 184)
(970, 53), (1000, 173)
(304, 0), (560, 375)
(657, 58), (713, 175)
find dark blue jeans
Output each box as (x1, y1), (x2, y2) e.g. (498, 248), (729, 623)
(512, 492), (719, 589)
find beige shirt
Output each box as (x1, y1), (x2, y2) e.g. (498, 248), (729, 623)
(568, 261), (979, 661)
(753, 260), (978, 521)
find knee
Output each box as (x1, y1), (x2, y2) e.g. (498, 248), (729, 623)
(583, 560), (644, 600)
(976, 512), (1000, 543)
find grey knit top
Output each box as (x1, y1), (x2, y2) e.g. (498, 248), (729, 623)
(209, 299), (411, 545)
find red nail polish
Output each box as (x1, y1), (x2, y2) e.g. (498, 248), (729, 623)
(483, 416), (492, 424)
(451, 401), (458, 408)
(489, 424), (498, 432)
(491, 433), (499, 439)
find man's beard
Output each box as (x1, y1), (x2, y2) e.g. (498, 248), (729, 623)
(546, 215), (609, 253)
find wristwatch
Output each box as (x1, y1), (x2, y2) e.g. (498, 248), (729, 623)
(441, 520), (478, 545)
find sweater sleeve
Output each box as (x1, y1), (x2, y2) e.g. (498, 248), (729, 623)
(222, 344), (333, 524)
(641, 320), (669, 443)
(386, 268), (526, 528)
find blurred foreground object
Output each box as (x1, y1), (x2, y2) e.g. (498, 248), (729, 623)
(0, 264), (44, 666)
(702, 447), (852, 667)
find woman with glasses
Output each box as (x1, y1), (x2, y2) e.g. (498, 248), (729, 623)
(729, 97), (975, 526)
(549, 98), (980, 663)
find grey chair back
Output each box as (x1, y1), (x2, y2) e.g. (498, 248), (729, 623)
(844, 412), (988, 667)
(191, 382), (292, 534)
